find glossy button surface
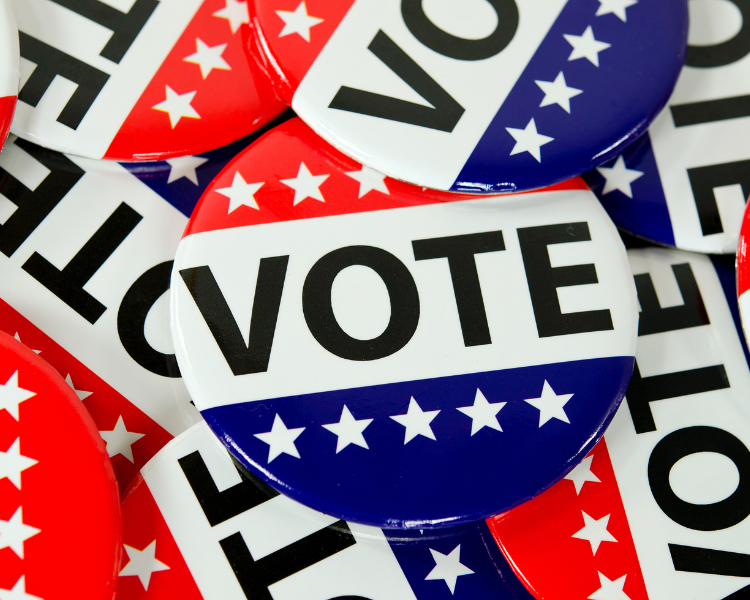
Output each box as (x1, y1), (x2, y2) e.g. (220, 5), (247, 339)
(0, 330), (121, 600)
(10, 0), (286, 160)
(0, 0), (18, 148)
(246, 0), (687, 193)
(489, 248), (750, 600)
(170, 117), (638, 528)
(0, 130), (276, 493)
(585, 0), (750, 253)
(117, 420), (535, 600)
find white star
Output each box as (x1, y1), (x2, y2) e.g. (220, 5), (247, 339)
(589, 572), (631, 600)
(119, 540), (170, 591)
(565, 454), (600, 495)
(13, 334), (40, 354)
(276, 2), (324, 42)
(0, 576), (43, 600)
(572, 511), (618, 555)
(596, 0), (637, 22)
(255, 414), (305, 462)
(322, 405), (373, 453)
(99, 416), (145, 463)
(0, 371), (35, 421)
(596, 156), (644, 198)
(390, 398), (440, 444)
(0, 508), (40, 559)
(216, 172), (264, 213)
(152, 86), (201, 129)
(213, 0), (249, 33)
(535, 71), (582, 113)
(65, 374), (92, 401)
(345, 166), (390, 198)
(0, 438), (37, 490)
(564, 26), (611, 67)
(166, 155), (209, 185)
(184, 38), (231, 79)
(524, 380), (573, 427)
(280, 162), (329, 206)
(456, 389), (505, 436)
(425, 544), (474, 594)
(506, 118), (554, 162)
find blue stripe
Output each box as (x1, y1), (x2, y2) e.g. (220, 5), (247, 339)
(203, 355), (633, 527)
(585, 132), (676, 247)
(451, 0), (686, 193)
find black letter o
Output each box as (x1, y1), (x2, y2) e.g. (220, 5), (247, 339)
(401, 0), (519, 61)
(302, 246), (420, 361)
(648, 426), (750, 531)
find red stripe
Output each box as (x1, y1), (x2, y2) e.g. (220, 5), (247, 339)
(247, 0), (357, 103)
(737, 201), (750, 298)
(488, 439), (650, 600)
(118, 474), (204, 600)
(105, 0), (285, 161)
(183, 117), (588, 238)
(0, 298), (173, 495)
(0, 95), (15, 150)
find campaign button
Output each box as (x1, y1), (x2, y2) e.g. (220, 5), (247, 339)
(0, 129), (275, 493)
(170, 117), (639, 528)
(488, 248), (750, 600)
(116, 420), (535, 600)
(9, 0), (286, 161)
(245, 0), (687, 193)
(0, 0), (18, 149)
(584, 0), (750, 254)
(0, 329), (121, 600)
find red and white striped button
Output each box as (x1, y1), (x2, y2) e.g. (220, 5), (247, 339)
(0, 0), (18, 149)
(0, 329), (121, 600)
(10, 0), (286, 160)
(488, 248), (750, 600)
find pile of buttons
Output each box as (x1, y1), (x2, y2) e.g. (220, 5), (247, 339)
(0, 1), (748, 599)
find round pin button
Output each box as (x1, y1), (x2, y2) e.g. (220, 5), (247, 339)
(117, 420), (536, 600)
(10, 0), (286, 161)
(585, 0), (750, 254)
(0, 330), (121, 600)
(0, 0), (18, 148)
(244, 0), (687, 193)
(170, 117), (639, 528)
(489, 248), (750, 600)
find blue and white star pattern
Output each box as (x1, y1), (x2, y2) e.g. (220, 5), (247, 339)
(584, 1), (750, 254)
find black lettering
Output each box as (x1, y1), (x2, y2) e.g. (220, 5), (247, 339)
(0, 139), (84, 257)
(117, 261), (180, 378)
(670, 544), (750, 577)
(18, 33), (110, 130)
(648, 426), (750, 531)
(671, 94), (750, 127)
(635, 263), (709, 336)
(329, 30), (464, 132)
(50, 0), (158, 63)
(401, 0), (518, 60)
(220, 525), (358, 600)
(626, 362), (729, 434)
(412, 230), (504, 346)
(517, 222), (613, 337)
(686, 0), (750, 68)
(22, 202), (142, 324)
(178, 450), (278, 527)
(303, 245), (420, 361)
(687, 160), (750, 236)
(180, 450), (371, 600)
(179, 258), (289, 376)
